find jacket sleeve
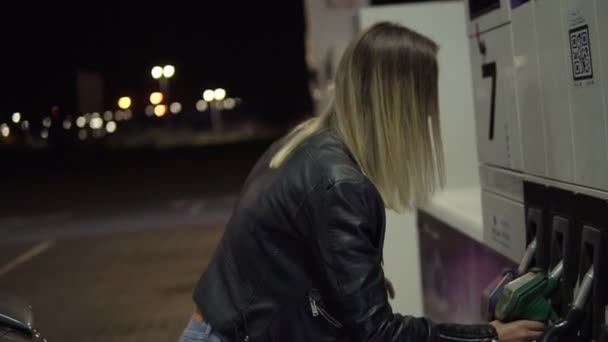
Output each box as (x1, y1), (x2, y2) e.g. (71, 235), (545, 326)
(312, 180), (498, 342)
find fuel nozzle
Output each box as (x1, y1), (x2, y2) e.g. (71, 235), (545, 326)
(518, 238), (538, 276)
(494, 261), (562, 323)
(486, 239), (538, 320)
(538, 267), (594, 342)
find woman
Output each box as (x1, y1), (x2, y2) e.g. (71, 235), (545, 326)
(180, 22), (545, 342)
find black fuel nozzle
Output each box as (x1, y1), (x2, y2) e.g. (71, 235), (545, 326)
(538, 306), (586, 342)
(539, 267), (594, 342)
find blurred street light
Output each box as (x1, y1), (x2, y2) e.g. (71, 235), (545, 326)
(63, 119), (72, 130)
(42, 117), (52, 128)
(203, 90), (215, 102)
(41, 129), (48, 139)
(224, 98), (236, 110)
(104, 111), (114, 121)
(76, 116), (86, 128)
(12, 112), (21, 124)
(152, 65), (175, 80)
(170, 102), (182, 114)
(151, 66), (163, 80)
(21, 120), (29, 130)
(163, 65), (175, 78)
(118, 97), (132, 110)
(145, 105), (154, 117)
(150, 92), (164, 105)
(90, 117), (104, 129)
(1, 123), (10, 137)
(214, 88), (227, 101)
(201, 89), (228, 131)
(106, 121), (117, 133)
(92, 112), (101, 119)
(152, 65), (175, 106)
(196, 100), (209, 112)
(154, 104), (167, 117)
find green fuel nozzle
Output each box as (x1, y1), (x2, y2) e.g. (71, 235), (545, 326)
(485, 239), (538, 320)
(494, 261), (563, 323)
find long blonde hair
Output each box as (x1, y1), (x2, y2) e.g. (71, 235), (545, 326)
(270, 22), (445, 211)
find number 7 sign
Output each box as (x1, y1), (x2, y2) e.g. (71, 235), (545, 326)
(482, 62), (497, 141)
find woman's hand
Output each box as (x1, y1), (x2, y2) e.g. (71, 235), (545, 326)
(490, 320), (546, 341)
(384, 277), (395, 299)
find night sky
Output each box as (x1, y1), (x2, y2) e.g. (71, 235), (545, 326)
(0, 1), (311, 122)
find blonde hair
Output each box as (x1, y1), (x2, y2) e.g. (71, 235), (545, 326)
(270, 22), (445, 211)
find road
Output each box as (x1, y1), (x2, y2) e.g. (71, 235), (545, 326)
(0, 226), (222, 341)
(0, 139), (274, 341)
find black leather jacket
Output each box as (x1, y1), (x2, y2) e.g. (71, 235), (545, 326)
(194, 129), (498, 342)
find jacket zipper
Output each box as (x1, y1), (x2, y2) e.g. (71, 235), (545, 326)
(309, 295), (320, 317)
(308, 295), (343, 328)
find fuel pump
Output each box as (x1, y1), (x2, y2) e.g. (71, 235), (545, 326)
(547, 188), (579, 318)
(538, 218), (607, 341)
(538, 267), (594, 341)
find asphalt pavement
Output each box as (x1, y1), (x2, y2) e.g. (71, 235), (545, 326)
(0, 139), (275, 341)
(0, 225), (223, 341)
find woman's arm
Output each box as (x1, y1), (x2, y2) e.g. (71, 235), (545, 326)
(311, 180), (499, 342)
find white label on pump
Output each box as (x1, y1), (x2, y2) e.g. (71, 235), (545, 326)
(567, 6), (596, 88)
(487, 213), (522, 260)
(489, 214), (513, 251)
(482, 191), (526, 263)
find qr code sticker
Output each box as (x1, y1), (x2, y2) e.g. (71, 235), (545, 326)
(569, 25), (594, 81)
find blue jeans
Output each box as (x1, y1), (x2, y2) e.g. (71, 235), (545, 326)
(179, 320), (225, 342)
